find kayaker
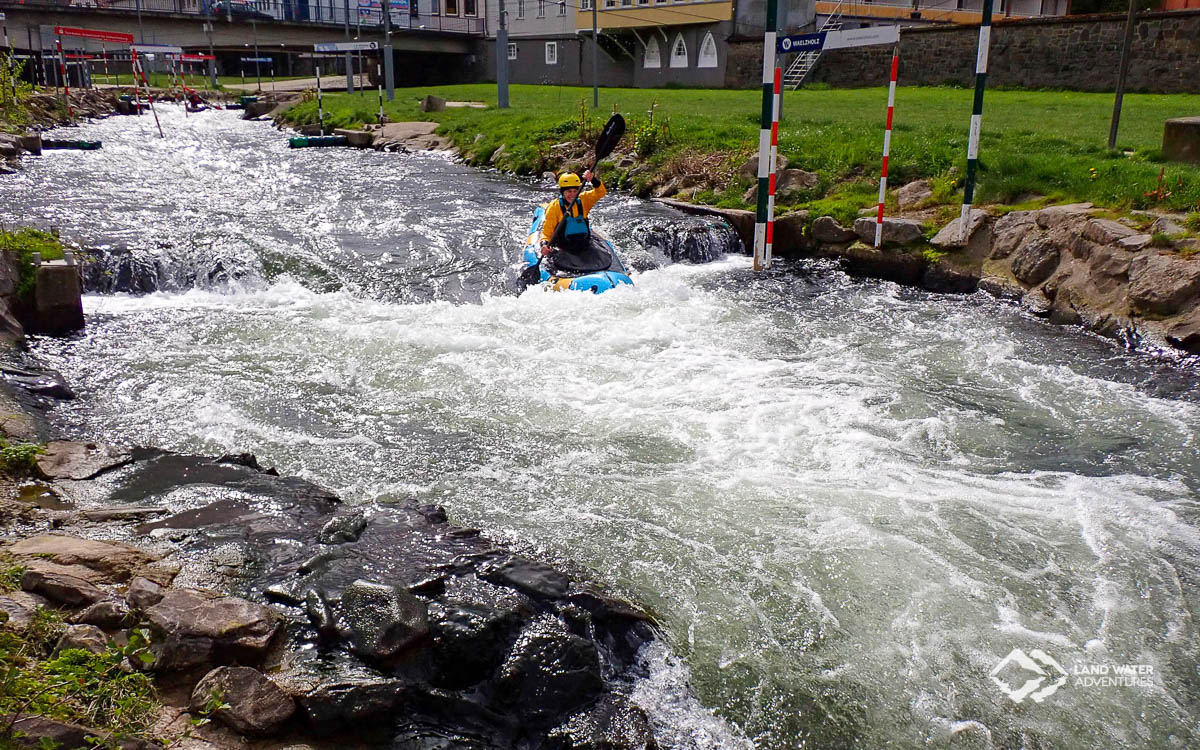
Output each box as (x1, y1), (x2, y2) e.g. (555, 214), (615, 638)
(540, 169), (606, 258)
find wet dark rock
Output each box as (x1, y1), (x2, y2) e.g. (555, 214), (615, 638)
(319, 510), (368, 544)
(303, 589), (339, 638)
(544, 695), (657, 750)
(0, 365), (75, 400)
(921, 264), (979, 294)
(70, 598), (131, 629)
(634, 220), (740, 266)
(190, 665), (296, 736)
(297, 679), (405, 729)
(216, 452), (264, 470)
(125, 576), (165, 610)
(480, 555), (570, 600)
(428, 575), (531, 689)
(54, 624), (108, 655)
(497, 617), (604, 726)
(143, 588), (281, 671)
(340, 579), (429, 661)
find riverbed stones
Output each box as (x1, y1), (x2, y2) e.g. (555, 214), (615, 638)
(811, 216), (858, 244)
(428, 575), (532, 689)
(190, 666), (296, 736)
(296, 678), (405, 728)
(0, 365), (75, 400)
(1010, 237), (1062, 286)
(1129, 252), (1200, 315)
(20, 562), (106, 607)
(54, 624), (108, 655)
(0, 591), (49, 631)
(125, 576), (165, 610)
(70, 598), (131, 629)
(480, 554), (570, 600)
(36, 440), (132, 481)
(318, 510), (368, 544)
(340, 579), (429, 661)
(544, 694), (656, 750)
(143, 588), (281, 671)
(989, 211), (1037, 259)
(853, 217), (924, 246)
(8, 534), (157, 583)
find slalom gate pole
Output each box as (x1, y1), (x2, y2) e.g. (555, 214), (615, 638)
(133, 49), (163, 138)
(875, 45), (899, 248)
(752, 0), (780, 272)
(101, 42), (110, 86)
(376, 63), (383, 124)
(240, 66), (245, 89)
(316, 65), (324, 133)
(961, 0), (994, 235)
(56, 36), (71, 117)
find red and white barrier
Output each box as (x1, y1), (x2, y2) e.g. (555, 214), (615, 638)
(875, 46), (899, 248)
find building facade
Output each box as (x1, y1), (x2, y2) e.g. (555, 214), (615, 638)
(482, 0), (815, 88)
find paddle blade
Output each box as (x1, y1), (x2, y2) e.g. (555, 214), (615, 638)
(593, 114), (626, 165)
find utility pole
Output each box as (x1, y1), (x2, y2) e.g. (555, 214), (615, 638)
(382, 0), (394, 100)
(496, 0), (508, 108)
(1108, 0), (1138, 150)
(252, 20), (261, 91)
(136, 0), (144, 43)
(344, 0), (354, 93)
(591, 0), (598, 107)
(205, 17), (216, 88)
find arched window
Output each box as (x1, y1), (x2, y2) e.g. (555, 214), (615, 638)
(669, 33), (687, 68)
(698, 32), (718, 68)
(644, 37), (661, 69)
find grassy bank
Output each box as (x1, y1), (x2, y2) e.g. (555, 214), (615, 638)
(281, 83), (1200, 222)
(0, 228), (66, 300)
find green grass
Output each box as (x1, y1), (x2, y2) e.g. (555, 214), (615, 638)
(0, 228), (66, 301)
(91, 72), (311, 93)
(282, 83), (1200, 215)
(0, 440), (43, 477)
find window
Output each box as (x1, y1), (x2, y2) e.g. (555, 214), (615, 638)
(545, 42), (557, 65)
(445, 0), (458, 15)
(643, 37), (661, 69)
(604, 0), (617, 7)
(507, 43), (517, 60)
(558, 0), (566, 15)
(517, 0), (524, 17)
(581, 0), (593, 8)
(620, 0), (632, 5)
(464, 0), (477, 15)
(698, 32), (718, 68)
(637, 0), (649, 5)
(410, 0), (419, 18)
(537, 0), (545, 16)
(669, 33), (687, 68)
(431, 0), (440, 14)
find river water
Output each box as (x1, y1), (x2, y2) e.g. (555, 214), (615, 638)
(3, 107), (1199, 749)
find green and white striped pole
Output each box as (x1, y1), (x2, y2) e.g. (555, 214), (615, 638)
(961, 0), (994, 234)
(753, 0), (780, 271)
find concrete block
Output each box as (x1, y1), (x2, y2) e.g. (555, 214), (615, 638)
(1163, 116), (1200, 165)
(33, 265), (85, 335)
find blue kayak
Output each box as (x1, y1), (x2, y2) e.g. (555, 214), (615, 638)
(520, 203), (633, 294)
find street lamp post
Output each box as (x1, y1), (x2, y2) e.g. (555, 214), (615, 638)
(382, 0), (394, 100)
(496, 0), (508, 108)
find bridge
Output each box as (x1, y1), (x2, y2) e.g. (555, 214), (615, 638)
(0, 0), (485, 84)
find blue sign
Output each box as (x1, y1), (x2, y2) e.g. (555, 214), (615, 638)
(777, 32), (826, 54)
(240, 57), (273, 63)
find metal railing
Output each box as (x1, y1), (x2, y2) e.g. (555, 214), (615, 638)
(0, 0), (487, 35)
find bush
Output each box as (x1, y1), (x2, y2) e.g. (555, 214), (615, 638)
(0, 440), (43, 477)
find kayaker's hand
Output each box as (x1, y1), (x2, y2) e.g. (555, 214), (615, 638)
(583, 169), (594, 183)
(540, 242), (553, 257)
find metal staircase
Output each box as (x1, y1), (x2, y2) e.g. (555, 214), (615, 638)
(782, 1), (846, 90)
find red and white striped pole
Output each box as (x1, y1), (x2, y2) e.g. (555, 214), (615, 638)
(752, 0), (780, 271)
(875, 45), (899, 248)
(56, 36), (71, 117)
(132, 49), (164, 138)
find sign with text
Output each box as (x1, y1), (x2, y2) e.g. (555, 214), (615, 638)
(777, 25), (899, 54)
(181, 54), (216, 61)
(54, 26), (135, 44)
(314, 41), (379, 52)
(240, 57), (273, 63)
(132, 43), (184, 55)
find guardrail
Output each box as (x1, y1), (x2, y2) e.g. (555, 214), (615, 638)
(0, 0), (487, 35)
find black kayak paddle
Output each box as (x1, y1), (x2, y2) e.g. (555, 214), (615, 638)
(519, 113), (626, 287)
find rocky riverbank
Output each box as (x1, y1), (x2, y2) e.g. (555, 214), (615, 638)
(657, 196), (1200, 357)
(0, 379), (665, 749)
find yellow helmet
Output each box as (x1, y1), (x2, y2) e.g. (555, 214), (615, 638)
(557, 172), (582, 189)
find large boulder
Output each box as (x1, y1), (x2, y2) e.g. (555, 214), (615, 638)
(20, 562), (107, 607)
(1010, 237), (1061, 286)
(853, 217), (924, 246)
(989, 211), (1037, 259)
(69, 599), (131, 629)
(54, 624), (108, 655)
(428, 575), (532, 689)
(479, 554), (570, 600)
(190, 666), (296, 736)
(339, 580), (429, 661)
(544, 695), (656, 750)
(296, 679), (405, 729)
(8, 534), (157, 584)
(143, 588), (281, 671)
(929, 209), (988, 249)
(1034, 203), (1094, 229)
(0, 591), (50, 631)
(1081, 218), (1137, 246)
(1129, 253), (1200, 316)
(810, 216), (858, 244)
(497, 618), (604, 726)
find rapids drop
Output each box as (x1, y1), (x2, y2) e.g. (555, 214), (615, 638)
(3, 107), (1199, 749)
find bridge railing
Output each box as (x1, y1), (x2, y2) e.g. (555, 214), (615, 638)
(0, 0), (487, 35)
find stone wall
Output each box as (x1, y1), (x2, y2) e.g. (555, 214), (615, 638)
(728, 10), (1200, 93)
